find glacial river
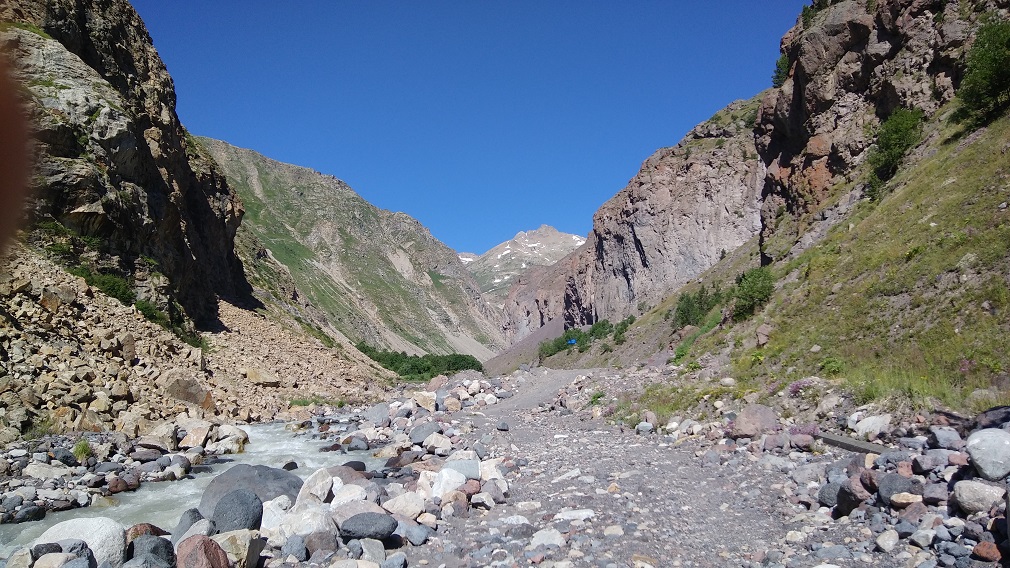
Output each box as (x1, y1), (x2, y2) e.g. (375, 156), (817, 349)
(0, 422), (383, 552)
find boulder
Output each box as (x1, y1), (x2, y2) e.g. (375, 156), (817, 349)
(209, 530), (265, 568)
(381, 492), (423, 519)
(854, 414), (891, 440)
(210, 489), (263, 532)
(198, 465), (301, 518)
(338, 512), (398, 541)
(129, 535), (175, 567)
(730, 405), (778, 438)
(953, 480), (1006, 515)
(175, 536), (228, 568)
(965, 428), (1010, 481)
(35, 517), (126, 568)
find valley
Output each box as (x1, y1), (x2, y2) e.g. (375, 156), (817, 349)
(2, 0), (1010, 567)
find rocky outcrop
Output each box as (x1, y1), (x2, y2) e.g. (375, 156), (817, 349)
(504, 97), (765, 340)
(463, 225), (585, 306)
(0, 1), (249, 326)
(755, 0), (1007, 261)
(199, 138), (505, 360)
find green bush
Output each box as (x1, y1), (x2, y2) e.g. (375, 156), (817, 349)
(72, 438), (93, 462)
(135, 300), (170, 327)
(958, 19), (1010, 124)
(733, 267), (775, 320)
(673, 283), (724, 330)
(356, 343), (482, 381)
(866, 107), (923, 200)
(70, 266), (136, 305)
(772, 53), (790, 88)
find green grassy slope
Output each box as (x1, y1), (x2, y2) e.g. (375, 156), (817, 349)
(199, 138), (503, 359)
(548, 104), (1010, 413)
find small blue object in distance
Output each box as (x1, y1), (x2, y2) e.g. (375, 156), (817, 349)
(567, 339), (578, 345)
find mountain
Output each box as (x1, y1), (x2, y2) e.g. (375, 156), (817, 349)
(503, 97), (766, 341)
(0, 0), (392, 441)
(530, 0), (1010, 412)
(0, 1), (248, 327)
(464, 225), (585, 306)
(198, 138), (505, 360)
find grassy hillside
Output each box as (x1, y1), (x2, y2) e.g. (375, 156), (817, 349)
(544, 102), (1010, 414)
(199, 138), (503, 359)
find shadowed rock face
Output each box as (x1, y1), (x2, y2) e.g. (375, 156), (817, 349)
(755, 0), (1005, 262)
(1, 0), (249, 325)
(504, 97), (765, 342)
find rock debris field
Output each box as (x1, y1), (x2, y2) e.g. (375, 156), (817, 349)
(4, 365), (1010, 568)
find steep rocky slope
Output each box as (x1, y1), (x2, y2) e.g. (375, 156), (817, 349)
(0, 1), (249, 327)
(504, 97), (766, 341)
(756, 0), (1006, 261)
(462, 225), (584, 306)
(0, 244), (389, 443)
(199, 138), (505, 360)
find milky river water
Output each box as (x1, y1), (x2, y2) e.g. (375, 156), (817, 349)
(0, 423), (383, 553)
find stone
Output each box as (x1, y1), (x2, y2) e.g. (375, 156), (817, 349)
(130, 535), (175, 566)
(854, 414), (891, 440)
(442, 459), (480, 481)
(338, 512), (398, 541)
(876, 473), (922, 506)
(210, 489), (263, 532)
(909, 529), (935, 548)
(412, 391), (436, 413)
(730, 404), (777, 438)
(817, 481), (841, 508)
(876, 529), (899, 552)
(175, 536), (228, 568)
(408, 422), (441, 445)
(198, 465), (301, 518)
(953, 480), (1006, 514)
(330, 485), (369, 509)
(381, 553), (407, 568)
(296, 469), (335, 505)
(889, 492), (923, 508)
(381, 492), (423, 519)
(171, 509), (204, 545)
(965, 428), (1010, 481)
(280, 535), (307, 562)
(210, 529), (265, 568)
(359, 538), (385, 563)
(243, 368), (280, 388)
(35, 517), (126, 568)
(431, 468), (467, 501)
(121, 555), (170, 568)
(928, 426), (962, 450)
(34, 553), (78, 568)
(528, 527), (565, 549)
(422, 432), (452, 456)
(972, 541), (1002, 562)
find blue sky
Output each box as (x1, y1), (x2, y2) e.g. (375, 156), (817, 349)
(132, 2), (807, 255)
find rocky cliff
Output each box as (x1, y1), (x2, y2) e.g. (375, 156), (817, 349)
(0, 1), (248, 326)
(756, 0), (1008, 261)
(463, 225), (585, 306)
(199, 138), (505, 360)
(504, 97), (766, 341)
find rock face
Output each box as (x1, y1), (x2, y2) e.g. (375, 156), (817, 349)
(462, 225), (585, 306)
(754, 0), (998, 262)
(199, 138), (504, 360)
(0, 1), (250, 325)
(504, 97), (765, 340)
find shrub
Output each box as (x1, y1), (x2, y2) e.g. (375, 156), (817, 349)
(673, 283), (724, 330)
(866, 107), (923, 200)
(733, 267), (775, 320)
(135, 300), (170, 327)
(958, 20), (1010, 124)
(70, 266), (136, 305)
(356, 343), (482, 381)
(772, 53), (790, 87)
(820, 356), (844, 376)
(72, 438), (93, 462)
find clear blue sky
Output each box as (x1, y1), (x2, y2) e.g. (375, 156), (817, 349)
(132, 2), (807, 255)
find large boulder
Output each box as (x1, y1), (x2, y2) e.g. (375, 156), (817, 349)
(953, 480), (1006, 515)
(176, 536), (228, 568)
(966, 428), (1010, 481)
(730, 404), (778, 438)
(35, 518), (126, 568)
(338, 512), (398, 541)
(210, 489), (263, 532)
(199, 465), (301, 518)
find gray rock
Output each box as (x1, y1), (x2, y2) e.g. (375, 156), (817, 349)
(121, 555), (169, 568)
(953, 480), (1006, 514)
(14, 504), (46, 523)
(280, 535), (307, 562)
(635, 422), (654, 434)
(928, 426), (962, 450)
(129, 536), (175, 567)
(380, 552), (407, 568)
(210, 489), (263, 532)
(408, 422), (441, 446)
(359, 539), (384, 563)
(529, 527), (565, 549)
(338, 512), (398, 540)
(170, 509), (203, 545)
(198, 465), (301, 518)
(876, 473), (922, 506)
(909, 529), (935, 548)
(497, 421), (509, 432)
(817, 481), (842, 508)
(35, 518), (126, 568)
(966, 428), (1010, 481)
(403, 524), (431, 546)
(854, 414), (891, 440)
(730, 405), (778, 438)
(876, 529), (899, 552)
